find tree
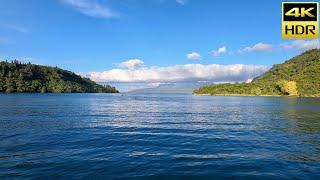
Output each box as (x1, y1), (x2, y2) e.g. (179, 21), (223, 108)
(250, 87), (262, 95)
(276, 80), (298, 96)
(0, 61), (119, 93)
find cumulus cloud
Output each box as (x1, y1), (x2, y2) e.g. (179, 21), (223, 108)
(212, 46), (227, 57)
(187, 52), (201, 60)
(279, 39), (320, 51)
(62, 0), (116, 18)
(117, 59), (144, 70)
(84, 60), (268, 83)
(239, 43), (273, 53)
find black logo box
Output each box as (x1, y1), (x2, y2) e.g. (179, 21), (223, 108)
(283, 3), (318, 21)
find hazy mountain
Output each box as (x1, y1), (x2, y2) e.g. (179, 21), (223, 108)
(127, 82), (212, 94)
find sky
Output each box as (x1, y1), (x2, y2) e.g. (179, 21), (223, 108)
(0, 0), (319, 91)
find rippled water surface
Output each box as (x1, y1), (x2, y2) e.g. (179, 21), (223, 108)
(1, 94), (320, 179)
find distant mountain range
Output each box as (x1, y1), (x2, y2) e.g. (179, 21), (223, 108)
(127, 82), (212, 94)
(194, 49), (320, 97)
(0, 61), (118, 93)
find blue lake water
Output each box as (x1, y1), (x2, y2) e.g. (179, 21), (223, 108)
(0, 94), (320, 179)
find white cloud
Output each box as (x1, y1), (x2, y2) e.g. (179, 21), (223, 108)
(237, 40), (318, 54)
(176, 0), (185, 5)
(117, 59), (145, 70)
(213, 46), (227, 57)
(279, 39), (320, 51)
(246, 78), (253, 83)
(83, 60), (268, 83)
(1, 24), (28, 33)
(187, 52), (201, 60)
(62, 0), (116, 18)
(0, 37), (13, 44)
(239, 43), (273, 53)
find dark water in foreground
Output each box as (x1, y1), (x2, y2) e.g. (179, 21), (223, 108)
(0, 94), (320, 179)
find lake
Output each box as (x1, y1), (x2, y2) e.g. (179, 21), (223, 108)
(0, 94), (320, 179)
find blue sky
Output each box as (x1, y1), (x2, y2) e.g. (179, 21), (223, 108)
(0, 0), (319, 91)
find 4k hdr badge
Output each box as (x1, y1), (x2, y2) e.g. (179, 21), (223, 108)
(282, 2), (319, 39)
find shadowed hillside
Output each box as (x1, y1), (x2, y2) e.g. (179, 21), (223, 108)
(0, 61), (119, 93)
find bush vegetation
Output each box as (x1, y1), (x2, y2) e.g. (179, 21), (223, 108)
(0, 60), (119, 93)
(193, 49), (320, 97)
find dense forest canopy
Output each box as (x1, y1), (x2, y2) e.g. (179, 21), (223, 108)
(194, 49), (320, 97)
(0, 60), (119, 93)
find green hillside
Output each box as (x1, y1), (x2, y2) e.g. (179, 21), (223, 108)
(0, 61), (119, 93)
(193, 49), (320, 97)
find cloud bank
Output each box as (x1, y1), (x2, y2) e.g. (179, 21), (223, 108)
(62, 0), (115, 18)
(84, 60), (269, 83)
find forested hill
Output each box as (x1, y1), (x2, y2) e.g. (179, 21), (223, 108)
(194, 49), (320, 97)
(0, 61), (119, 93)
